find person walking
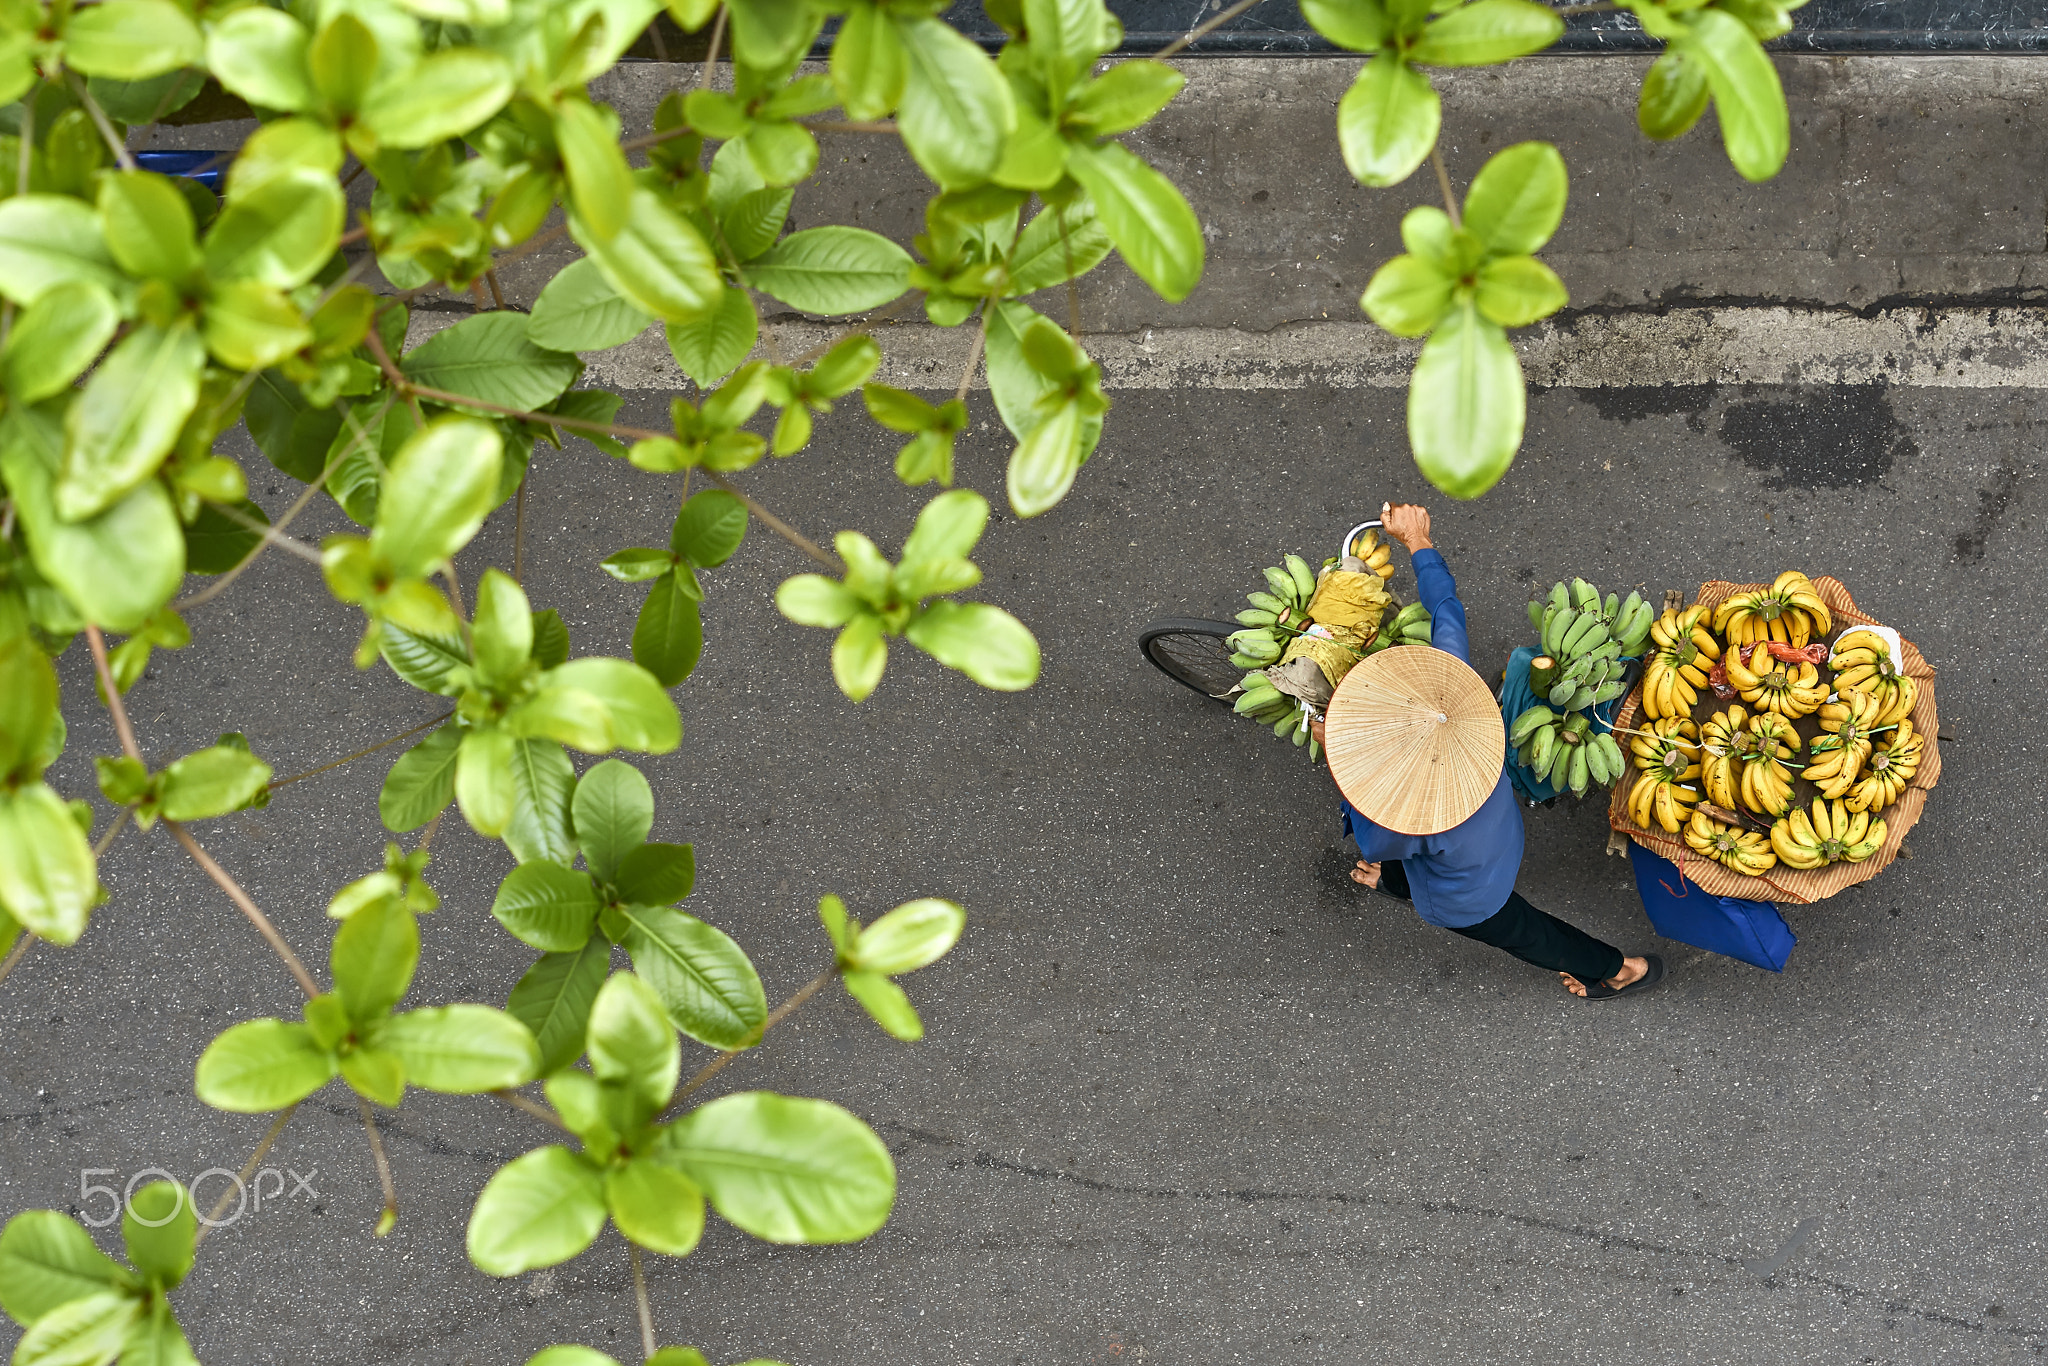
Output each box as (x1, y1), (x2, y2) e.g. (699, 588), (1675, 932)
(1310, 503), (1664, 1000)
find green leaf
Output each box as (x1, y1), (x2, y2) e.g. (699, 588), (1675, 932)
(0, 1212), (130, 1327)
(893, 16), (1015, 190)
(194, 1019), (338, 1112)
(669, 490), (748, 568)
(471, 568), (532, 684)
(1066, 61), (1185, 136)
(375, 1004), (540, 1092)
(0, 409), (182, 633)
(832, 2), (907, 121)
(0, 280), (118, 404)
(900, 489), (987, 567)
(0, 784), (99, 946)
(658, 1091), (895, 1243)
(606, 1160), (704, 1257)
(601, 549), (676, 583)
(508, 939), (611, 1075)
(663, 288), (758, 387)
(1360, 254), (1455, 337)
(775, 575), (861, 628)
(97, 173), (198, 282)
(62, 0), (202, 78)
(587, 970), (679, 1114)
(746, 227), (911, 316)
(848, 897), (965, 974)
(158, 742), (273, 822)
(532, 609), (571, 668)
(620, 904), (767, 1051)
(492, 861), (601, 953)
(1406, 300), (1524, 499)
(505, 739), (577, 868)
(570, 758), (653, 880)
(831, 613), (887, 701)
(1461, 140), (1568, 255)
(381, 623), (469, 697)
(841, 970), (922, 1041)
(456, 727), (518, 838)
(631, 572), (704, 688)
(555, 99), (633, 244)
(529, 258), (654, 353)
(574, 189), (724, 325)
(182, 499), (265, 576)
(1335, 57), (1441, 188)
(527, 659), (682, 754)
(339, 1047), (406, 1108)
(379, 726), (461, 831)
(904, 601), (1040, 690)
(1684, 9), (1790, 182)
(526, 1350), (619, 1366)
(118, 1299), (199, 1366)
(121, 1183), (194, 1290)
(202, 169), (345, 290)
(0, 195), (126, 305)
(742, 121), (818, 188)
(331, 894), (420, 1022)
(245, 372), (342, 484)
(722, 187), (795, 265)
(11, 1290), (140, 1366)
(1007, 201), (1112, 296)
(0, 639), (58, 784)
(466, 1145), (607, 1277)
(307, 13), (377, 112)
(369, 417), (504, 578)
(56, 323), (206, 521)
(1299, 0), (1390, 50)
(726, 0), (820, 68)
(1063, 141), (1203, 304)
(614, 843), (695, 906)
(1408, 0), (1562, 66)
(204, 280), (314, 371)
(1474, 255), (1567, 327)
(359, 49), (513, 150)
(1638, 47), (1711, 141)
(402, 313), (582, 415)
(1004, 395), (1082, 516)
(1020, 0), (1117, 94)
(204, 7), (313, 112)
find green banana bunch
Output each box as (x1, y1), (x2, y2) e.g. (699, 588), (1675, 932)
(1227, 625), (1283, 668)
(1284, 554), (1318, 603)
(1230, 671), (1322, 762)
(1263, 565), (1305, 609)
(1511, 706), (1627, 795)
(1534, 579), (1655, 660)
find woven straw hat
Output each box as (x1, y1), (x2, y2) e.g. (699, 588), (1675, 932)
(1324, 647), (1505, 836)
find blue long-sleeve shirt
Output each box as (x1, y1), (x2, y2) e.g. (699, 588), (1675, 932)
(1338, 548), (1523, 929)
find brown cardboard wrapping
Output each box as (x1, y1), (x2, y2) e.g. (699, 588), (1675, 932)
(1604, 576), (1938, 905)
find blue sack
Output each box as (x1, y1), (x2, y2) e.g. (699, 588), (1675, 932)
(1627, 840), (1796, 972)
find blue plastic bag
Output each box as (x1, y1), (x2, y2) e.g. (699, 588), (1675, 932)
(1627, 841), (1796, 972)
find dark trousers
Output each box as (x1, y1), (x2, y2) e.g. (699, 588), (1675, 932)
(1378, 860), (1625, 984)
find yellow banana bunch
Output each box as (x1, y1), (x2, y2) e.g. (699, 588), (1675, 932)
(1737, 712), (1801, 817)
(1770, 797), (1886, 870)
(1806, 689), (1882, 797)
(1628, 772), (1702, 834)
(1629, 715), (1701, 778)
(1641, 607), (1721, 719)
(1699, 705), (1752, 809)
(1723, 650), (1827, 718)
(1713, 570), (1833, 646)
(1683, 810), (1778, 876)
(1347, 528), (1397, 581)
(1845, 719), (1923, 813)
(1829, 628), (1916, 724)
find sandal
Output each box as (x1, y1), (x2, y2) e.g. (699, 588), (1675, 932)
(1575, 954), (1665, 1001)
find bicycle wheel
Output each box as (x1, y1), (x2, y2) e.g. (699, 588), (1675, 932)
(1138, 618), (1246, 703)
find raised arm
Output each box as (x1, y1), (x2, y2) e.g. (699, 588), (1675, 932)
(1382, 503), (1470, 665)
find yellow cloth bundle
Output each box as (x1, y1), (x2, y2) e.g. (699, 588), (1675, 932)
(1279, 631), (1363, 690)
(1307, 569), (1392, 640)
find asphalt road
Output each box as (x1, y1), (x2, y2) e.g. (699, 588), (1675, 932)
(3, 368), (2042, 1365)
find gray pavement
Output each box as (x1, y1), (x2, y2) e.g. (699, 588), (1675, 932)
(5, 49), (2044, 1366)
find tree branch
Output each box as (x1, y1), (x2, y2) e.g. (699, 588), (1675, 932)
(662, 965), (835, 1116)
(699, 4), (727, 89)
(700, 472), (841, 572)
(801, 120), (899, 134)
(631, 1245), (657, 1360)
(955, 308), (990, 406)
(1431, 145), (1461, 227)
(267, 712), (454, 793)
(65, 72), (137, 172)
(167, 821), (323, 1000)
(0, 935), (31, 993)
(84, 625), (144, 763)
(357, 1096), (400, 1235)
(193, 1103), (299, 1249)
(1155, 0), (1268, 58)
(491, 1088), (572, 1131)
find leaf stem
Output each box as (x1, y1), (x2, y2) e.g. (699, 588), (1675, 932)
(630, 1245), (657, 1360)
(699, 4), (727, 90)
(701, 472), (841, 572)
(193, 1103), (299, 1249)
(364, 324), (426, 425)
(267, 711), (455, 792)
(167, 821), (323, 1000)
(663, 965), (835, 1116)
(0, 935), (31, 992)
(955, 307), (989, 406)
(65, 72), (137, 173)
(1155, 0), (1268, 58)
(491, 1088), (572, 1131)
(84, 624), (144, 763)
(209, 501), (326, 565)
(357, 1096), (400, 1234)
(92, 805), (131, 857)
(1430, 146), (1461, 227)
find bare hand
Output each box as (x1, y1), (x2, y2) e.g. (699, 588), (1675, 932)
(1382, 502), (1432, 553)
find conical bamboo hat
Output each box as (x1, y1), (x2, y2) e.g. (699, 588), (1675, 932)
(1324, 647), (1505, 836)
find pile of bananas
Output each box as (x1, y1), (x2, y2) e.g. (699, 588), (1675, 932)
(1227, 553), (1322, 668)
(1508, 705), (1626, 797)
(1724, 647), (1828, 718)
(1715, 570), (1833, 647)
(1699, 705), (1757, 809)
(1738, 712), (1802, 816)
(1527, 579), (1650, 713)
(1366, 601), (1433, 654)
(1806, 689), (1883, 798)
(1771, 797), (1885, 869)
(1846, 718), (1922, 813)
(1683, 810), (1778, 877)
(1626, 716), (1702, 832)
(1347, 527), (1399, 580)
(1231, 670), (1319, 757)
(1828, 628), (1917, 725)
(1640, 606), (1721, 719)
